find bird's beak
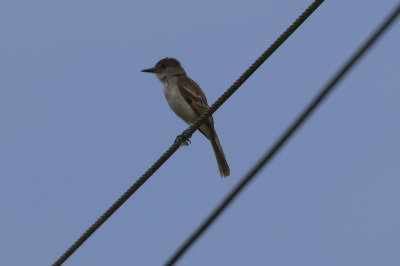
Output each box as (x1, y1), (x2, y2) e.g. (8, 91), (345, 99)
(141, 67), (156, 73)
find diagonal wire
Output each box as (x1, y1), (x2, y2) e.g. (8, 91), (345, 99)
(165, 3), (400, 265)
(52, 1), (324, 265)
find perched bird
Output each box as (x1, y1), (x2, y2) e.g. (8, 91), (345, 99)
(142, 58), (230, 177)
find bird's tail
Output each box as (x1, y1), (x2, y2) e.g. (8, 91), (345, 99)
(210, 133), (230, 178)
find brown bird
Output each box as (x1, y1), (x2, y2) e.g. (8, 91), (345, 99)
(142, 58), (230, 177)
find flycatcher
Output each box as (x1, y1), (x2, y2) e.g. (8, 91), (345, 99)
(142, 57), (230, 177)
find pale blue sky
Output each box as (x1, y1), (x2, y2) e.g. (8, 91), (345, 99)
(1, 1), (399, 265)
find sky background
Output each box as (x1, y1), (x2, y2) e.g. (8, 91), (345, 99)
(1, 1), (399, 265)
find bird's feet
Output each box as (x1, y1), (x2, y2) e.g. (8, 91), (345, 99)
(175, 134), (191, 146)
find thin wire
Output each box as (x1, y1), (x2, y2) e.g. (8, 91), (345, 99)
(165, 3), (400, 265)
(52, 1), (324, 265)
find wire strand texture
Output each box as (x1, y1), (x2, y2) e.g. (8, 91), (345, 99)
(165, 3), (400, 265)
(53, 0), (324, 265)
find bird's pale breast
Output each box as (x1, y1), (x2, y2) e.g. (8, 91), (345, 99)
(163, 82), (199, 125)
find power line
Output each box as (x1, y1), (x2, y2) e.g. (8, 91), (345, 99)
(52, 1), (324, 265)
(164, 3), (400, 265)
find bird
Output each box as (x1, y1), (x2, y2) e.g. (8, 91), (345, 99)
(142, 57), (230, 177)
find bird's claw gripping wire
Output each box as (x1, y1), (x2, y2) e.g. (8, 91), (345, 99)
(175, 133), (191, 146)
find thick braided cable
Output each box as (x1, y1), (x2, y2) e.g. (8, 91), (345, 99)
(52, 1), (323, 265)
(181, 0), (324, 140)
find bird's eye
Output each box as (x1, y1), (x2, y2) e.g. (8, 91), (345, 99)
(159, 63), (165, 68)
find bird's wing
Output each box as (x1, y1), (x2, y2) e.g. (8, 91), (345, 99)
(177, 76), (215, 128)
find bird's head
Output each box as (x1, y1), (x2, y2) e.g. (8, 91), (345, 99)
(142, 57), (186, 82)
